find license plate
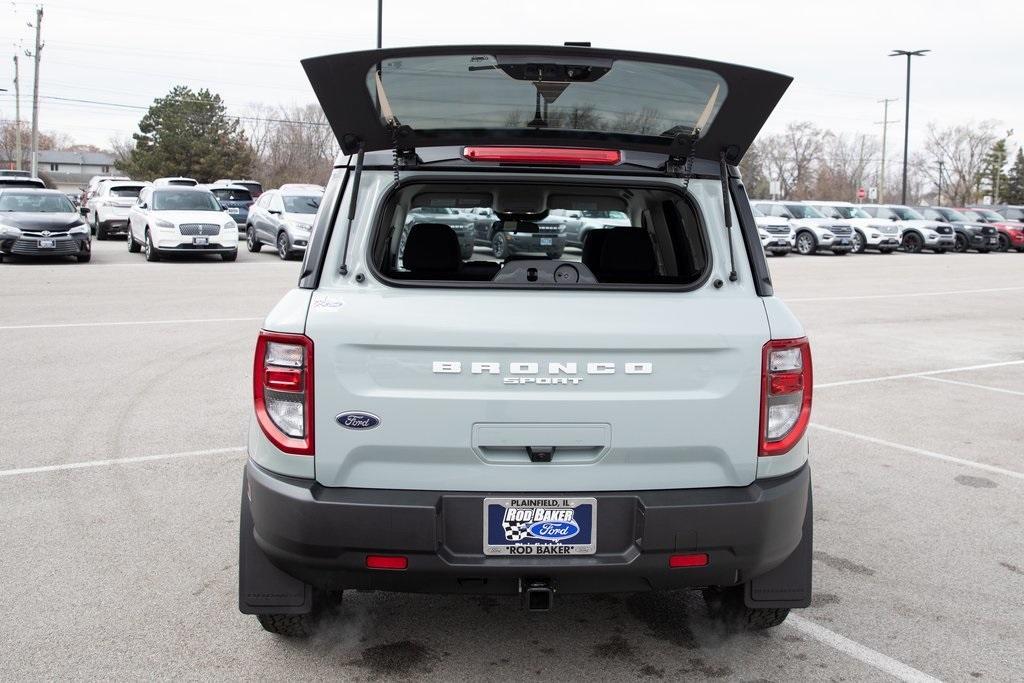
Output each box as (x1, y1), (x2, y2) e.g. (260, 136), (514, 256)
(483, 497), (596, 556)
(773, 240), (788, 247)
(193, 236), (209, 246)
(227, 207), (239, 214)
(990, 237), (998, 244)
(835, 238), (849, 245)
(539, 237), (553, 246)
(38, 239), (55, 249)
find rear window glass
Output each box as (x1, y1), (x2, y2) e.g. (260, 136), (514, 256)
(211, 188), (253, 202)
(370, 182), (709, 288)
(109, 186), (144, 198)
(370, 55), (726, 138)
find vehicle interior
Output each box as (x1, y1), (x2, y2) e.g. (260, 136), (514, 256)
(370, 182), (708, 287)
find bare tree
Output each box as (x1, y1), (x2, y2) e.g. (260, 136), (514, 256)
(242, 104), (339, 188)
(814, 132), (879, 201)
(924, 120), (999, 205)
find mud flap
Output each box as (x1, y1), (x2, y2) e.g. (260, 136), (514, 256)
(745, 483), (812, 609)
(238, 482), (312, 615)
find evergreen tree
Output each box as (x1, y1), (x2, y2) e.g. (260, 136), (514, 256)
(120, 86), (253, 181)
(1004, 148), (1024, 205)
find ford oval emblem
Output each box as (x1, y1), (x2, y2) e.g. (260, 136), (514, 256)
(527, 520), (580, 541)
(335, 412), (380, 430)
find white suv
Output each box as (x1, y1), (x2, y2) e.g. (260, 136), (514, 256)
(859, 204), (955, 253)
(85, 180), (149, 240)
(752, 200), (853, 255)
(127, 186), (238, 261)
(239, 45), (813, 637)
(805, 201), (900, 254)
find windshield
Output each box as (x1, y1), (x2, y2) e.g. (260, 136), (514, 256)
(283, 195), (321, 214)
(211, 188), (253, 202)
(891, 206), (925, 220)
(785, 204), (824, 219)
(0, 192), (75, 213)
(974, 208), (1005, 221)
(830, 205), (870, 219)
(152, 190), (221, 211)
(237, 182), (262, 195)
(108, 185), (144, 198)
(751, 205), (765, 217)
(937, 208), (968, 222)
(370, 55), (726, 138)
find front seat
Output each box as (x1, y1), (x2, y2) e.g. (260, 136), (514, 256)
(596, 227), (659, 283)
(401, 223), (461, 279)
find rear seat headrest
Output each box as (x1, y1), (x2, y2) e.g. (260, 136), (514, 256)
(402, 223), (461, 272)
(599, 227), (657, 274)
(581, 229), (610, 272)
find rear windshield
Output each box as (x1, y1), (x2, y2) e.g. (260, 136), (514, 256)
(109, 185), (144, 198)
(211, 188), (253, 202)
(152, 190), (220, 211)
(238, 182), (263, 195)
(370, 55), (726, 138)
(0, 192), (74, 213)
(369, 181), (710, 288)
(283, 195), (321, 214)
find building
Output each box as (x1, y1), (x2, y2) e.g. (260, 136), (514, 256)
(1, 150), (121, 193)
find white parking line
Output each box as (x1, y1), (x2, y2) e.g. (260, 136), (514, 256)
(0, 317), (262, 331)
(787, 614), (942, 683)
(816, 359), (1024, 389)
(918, 375), (1024, 397)
(786, 285), (1024, 302)
(0, 446), (245, 478)
(810, 424), (1024, 482)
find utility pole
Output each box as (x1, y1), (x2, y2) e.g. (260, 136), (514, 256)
(13, 55), (22, 170)
(937, 160), (944, 206)
(29, 5), (44, 178)
(889, 49), (929, 205)
(876, 98), (899, 204)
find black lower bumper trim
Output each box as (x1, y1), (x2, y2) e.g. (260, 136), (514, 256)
(241, 460), (811, 607)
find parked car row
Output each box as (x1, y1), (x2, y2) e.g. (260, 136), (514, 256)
(750, 199), (1023, 256)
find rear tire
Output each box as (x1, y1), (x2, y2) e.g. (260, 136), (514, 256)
(702, 586), (790, 631)
(277, 232), (292, 260)
(954, 234), (968, 253)
(997, 234), (1010, 252)
(852, 230), (866, 253)
(96, 223), (106, 241)
(221, 249), (238, 262)
(128, 232), (141, 253)
(491, 231), (509, 259)
(256, 591), (343, 638)
(76, 252), (91, 263)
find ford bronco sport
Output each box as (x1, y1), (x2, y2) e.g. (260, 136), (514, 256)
(239, 45), (813, 637)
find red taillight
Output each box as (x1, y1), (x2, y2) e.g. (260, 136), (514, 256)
(253, 330), (314, 456)
(462, 146), (621, 165)
(669, 553), (709, 568)
(759, 337), (812, 457)
(366, 555), (408, 570)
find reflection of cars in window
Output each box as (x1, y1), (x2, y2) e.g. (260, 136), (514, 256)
(403, 207), (476, 260)
(0, 188), (92, 263)
(567, 209), (630, 248)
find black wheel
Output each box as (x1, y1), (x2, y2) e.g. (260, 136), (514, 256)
(95, 223), (106, 241)
(902, 231), (923, 253)
(127, 232), (141, 253)
(702, 585), (790, 631)
(144, 230), (160, 262)
(954, 235), (968, 253)
(996, 234), (1010, 252)
(491, 231), (509, 259)
(256, 591), (343, 638)
(1017, 247), (1024, 253)
(76, 252), (91, 263)
(795, 232), (816, 255)
(852, 230), (866, 253)
(277, 232), (292, 260)
(246, 226), (262, 253)
(221, 249), (238, 262)
(89, 210), (98, 236)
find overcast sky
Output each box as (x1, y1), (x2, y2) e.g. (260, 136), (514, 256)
(2, 0), (1021, 158)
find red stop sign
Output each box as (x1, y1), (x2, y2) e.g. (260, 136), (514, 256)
(857, 188), (866, 199)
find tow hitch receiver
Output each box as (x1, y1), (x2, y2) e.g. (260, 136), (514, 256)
(522, 578), (554, 611)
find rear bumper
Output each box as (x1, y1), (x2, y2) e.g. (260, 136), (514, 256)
(241, 459), (810, 602)
(508, 233), (566, 254)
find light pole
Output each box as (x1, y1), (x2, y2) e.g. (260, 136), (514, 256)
(889, 49), (929, 205)
(376, 0), (382, 49)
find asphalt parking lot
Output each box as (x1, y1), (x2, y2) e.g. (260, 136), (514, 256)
(1, 241), (1022, 681)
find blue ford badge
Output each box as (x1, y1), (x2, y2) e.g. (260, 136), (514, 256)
(527, 520), (580, 541)
(336, 412), (380, 430)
